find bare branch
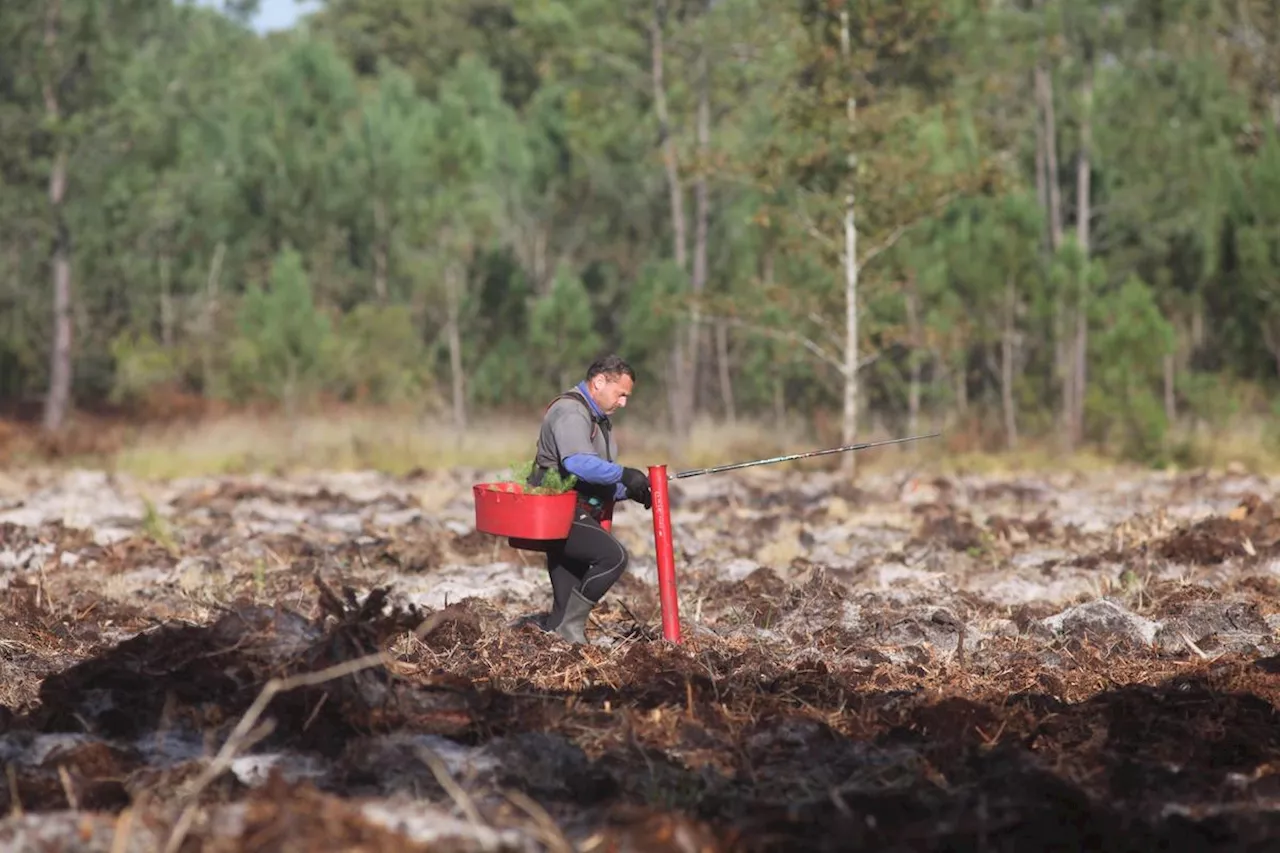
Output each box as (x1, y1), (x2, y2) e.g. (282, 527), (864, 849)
(698, 315), (880, 376)
(807, 311), (844, 350)
(504, 790), (576, 853)
(702, 315), (842, 372)
(414, 744), (486, 829)
(798, 212), (838, 251)
(859, 193), (958, 270)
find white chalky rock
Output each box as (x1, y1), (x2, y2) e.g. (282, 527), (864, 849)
(1040, 599), (1161, 647)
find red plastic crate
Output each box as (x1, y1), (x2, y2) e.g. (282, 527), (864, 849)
(473, 482), (577, 541)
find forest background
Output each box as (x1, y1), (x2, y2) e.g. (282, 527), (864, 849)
(3, 0), (1280, 478)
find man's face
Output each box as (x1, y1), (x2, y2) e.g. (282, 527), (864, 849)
(588, 372), (634, 415)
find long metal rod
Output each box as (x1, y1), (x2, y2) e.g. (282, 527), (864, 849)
(670, 433), (941, 480)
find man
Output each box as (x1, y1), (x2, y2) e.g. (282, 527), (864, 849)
(530, 354), (652, 644)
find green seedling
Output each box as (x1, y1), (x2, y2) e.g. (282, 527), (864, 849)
(142, 499), (179, 556)
(489, 460), (579, 495)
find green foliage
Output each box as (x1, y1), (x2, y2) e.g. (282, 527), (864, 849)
(230, 247), (332, 405)
(1179, 371), (1244, 430)
(329, 304), (431, 404)
(141, 498), (179, 556)
(3, 0), (1280, 460)
(530, 267), (602, 388)
(469, 336), (538, 409)
(619, 260), (686, 387)
(107, 332), (184, 406)
(1087, 276), (1175, 465)
(500, 459), (578, 495)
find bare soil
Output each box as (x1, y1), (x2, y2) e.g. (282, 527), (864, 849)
(2, 464), (1280, 851)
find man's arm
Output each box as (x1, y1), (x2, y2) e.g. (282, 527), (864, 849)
(562, 455), (628, 501)
(548, 402), (646, 505)
(562, 453), (622, 485)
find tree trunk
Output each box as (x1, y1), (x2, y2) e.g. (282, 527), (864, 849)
(1261, 316), (1280, 382)
(1163, 351), (1176, 423)
(1040, 60), (1071, 447)
(840, 197), (858, 474)
(2, 247), (18, 395)
(533, 227), (549, 296)
(773, 373), (785, 432)
(651, 1), (686, 274)
(1192, 295), (1205, 346)
(1033, 74), (1049, 252)
(905, 284), (920, 438)
(200, 242), (225, 394)
(715, 320), (736, 426)
(283, 358), (299, 418)
(42, 0), (71, 433)
(840, 10), (859, 478)
(764, 244), (780, 431)
(688, 7), (711, 417)
(372, 199), (389, 302)
(1002, 274), (1019, 450)
(46, 221), (72, 431)
(954, 351), (968, 415)
(1034, 29), (1070, 447)
(1034, 66), (1063, 253)
(445, 263), (467, 431)
(1072, 59), (1093, 447)
(160, 255), (174, 348)
(651, 0), (691, 441)
(1055, 323), (1073, 446)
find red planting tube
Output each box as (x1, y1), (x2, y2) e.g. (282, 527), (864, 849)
(648, 465), (681, 643)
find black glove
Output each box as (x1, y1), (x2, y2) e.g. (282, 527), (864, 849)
(621, 467), (652, 509)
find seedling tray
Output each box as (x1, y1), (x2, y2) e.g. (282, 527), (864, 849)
(473, 482), (577, 541)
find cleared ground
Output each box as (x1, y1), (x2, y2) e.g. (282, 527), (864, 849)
(1, 462), (1279, 851)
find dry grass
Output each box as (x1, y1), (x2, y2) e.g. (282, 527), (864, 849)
(104, 409), (538, 478)
(1168, 416), (1280, 473)
(5, 403), (1279, 480)
(76, 409), (818, 480)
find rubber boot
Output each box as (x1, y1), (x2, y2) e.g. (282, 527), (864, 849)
(549, 588), (596, 645)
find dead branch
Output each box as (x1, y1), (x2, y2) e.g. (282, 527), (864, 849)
(163, 610), (448, 853)
(414, 744), (486, 829)
(504, 789), (576, 853)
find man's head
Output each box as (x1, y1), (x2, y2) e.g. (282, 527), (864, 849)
(583, 354), (635, 415)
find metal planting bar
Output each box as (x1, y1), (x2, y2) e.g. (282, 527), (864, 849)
(669, 433), (942, 480)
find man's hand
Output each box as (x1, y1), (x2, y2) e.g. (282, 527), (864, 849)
(620, 467), (652, 509)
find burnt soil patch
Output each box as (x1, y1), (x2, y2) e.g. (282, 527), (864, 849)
(2, 575), (1278, 851)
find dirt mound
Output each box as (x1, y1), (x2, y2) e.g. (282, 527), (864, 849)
(1155, 494), (1280, 565)
(28, 580), (476, 752)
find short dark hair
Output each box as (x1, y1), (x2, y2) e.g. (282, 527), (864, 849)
(586, 354), (635, 382)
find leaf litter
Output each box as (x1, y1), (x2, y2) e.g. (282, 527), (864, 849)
(0, 466), (1279, 850)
